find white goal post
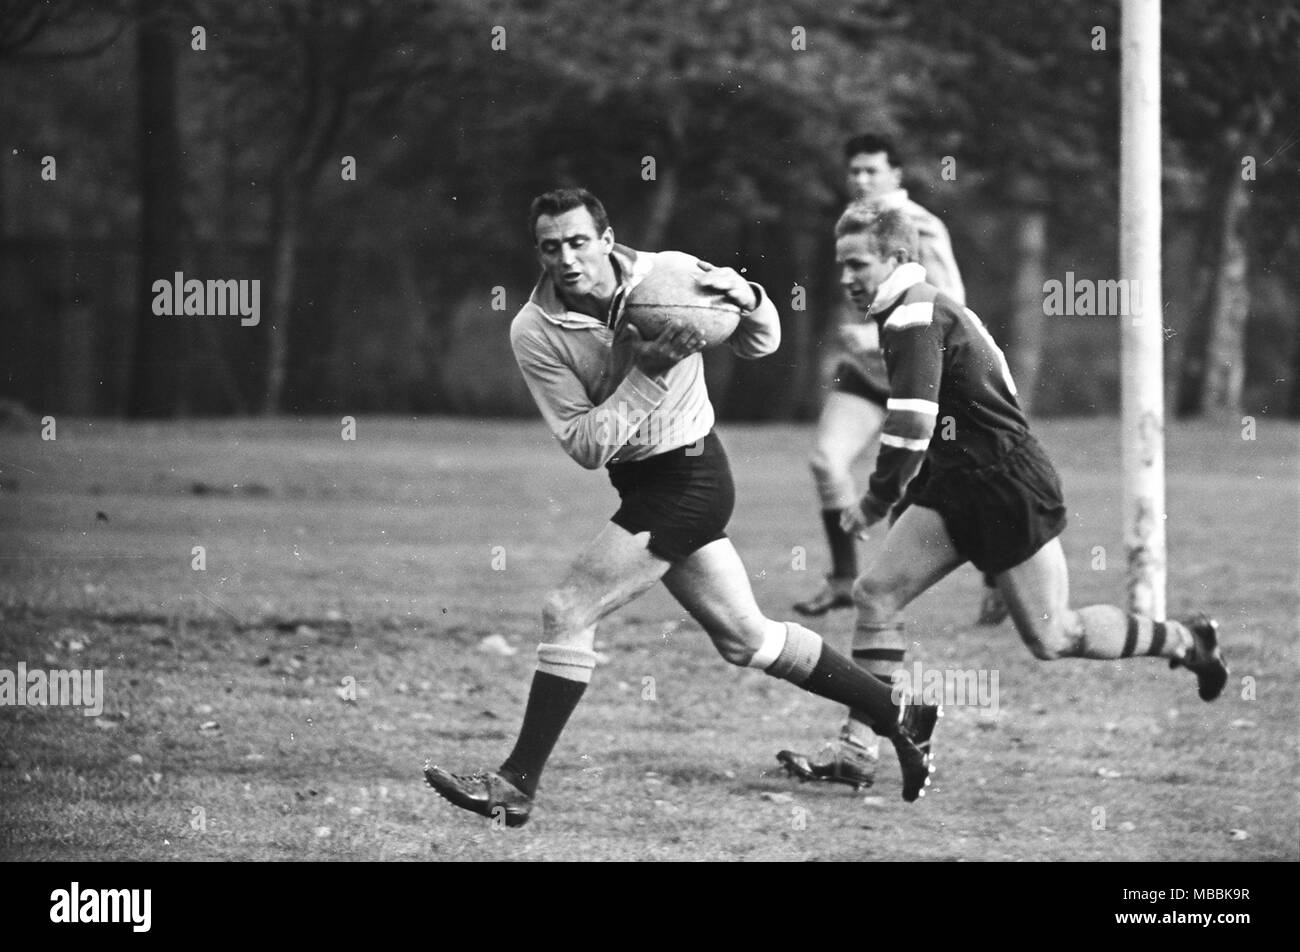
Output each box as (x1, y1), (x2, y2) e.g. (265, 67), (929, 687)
(1119, 0), (1167, 619)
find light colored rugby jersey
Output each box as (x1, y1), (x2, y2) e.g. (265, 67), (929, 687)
(872, 188), (965, 305)
(860, 262), (1028, 521)
(510, 244), (781, 469)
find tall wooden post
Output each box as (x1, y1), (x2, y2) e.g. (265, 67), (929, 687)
(1120, 0), (1166, 618)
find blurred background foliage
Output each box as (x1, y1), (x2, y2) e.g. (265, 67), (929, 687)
(1, 0), (1297, 420)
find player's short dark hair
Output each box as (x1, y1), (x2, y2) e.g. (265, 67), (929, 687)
(528, 188), (611, 242)
(844, 134), (901, 168)
(834, 204), (918, 262)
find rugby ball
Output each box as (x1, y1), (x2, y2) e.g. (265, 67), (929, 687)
(622, 255), (742, 344)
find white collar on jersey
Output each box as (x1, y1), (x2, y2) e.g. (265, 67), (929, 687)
(866, 188), (911, 212)
(527, 244), (655, 331)
(869, 261), (928, 313)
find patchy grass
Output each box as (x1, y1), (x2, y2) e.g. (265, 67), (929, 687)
(0, 416), (1296, 861)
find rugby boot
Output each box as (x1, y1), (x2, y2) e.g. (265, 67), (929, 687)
(424, 764), (533, 827)
(777, 728), (877, 790)
(793, 576), (855, 617)
(891, 700), (942, 803)
(1169, 613), (1229, 702)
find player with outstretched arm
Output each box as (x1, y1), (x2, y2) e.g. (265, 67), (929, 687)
(783, 133), (1006, 791)
(775, 204), (1227, 779)
(423, 188), (938, 826)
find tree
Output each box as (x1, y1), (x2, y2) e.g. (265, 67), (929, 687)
(129, 1), (186, 417)
(1, 1), (135, 415)
(0, 0), (125, 60)
(202, 0), (439, 414)
(422, 0), (928, 418)
(1167, 0), (1300, 419)
(895, 0), (1121, 415)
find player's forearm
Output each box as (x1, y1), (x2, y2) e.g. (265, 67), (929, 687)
(863, 444), (927, 515)
(865, 382), (939, 509)
(552, 368), (669, 469)
(728, 282), (781, 359)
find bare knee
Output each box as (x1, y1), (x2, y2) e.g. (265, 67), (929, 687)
(706, 615), (769, 667)
(713, 636), (754, 667)
(852, 574), (900, 621)
(541, 588), (597, 646)
(1016, 612), (1078, 660)
(1024, 636), (1062, 661)
(809, 445), (839, 482)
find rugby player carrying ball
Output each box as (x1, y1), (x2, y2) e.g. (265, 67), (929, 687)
(424, 188), (938, 826)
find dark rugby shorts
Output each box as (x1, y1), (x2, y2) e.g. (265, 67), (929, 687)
(607, 430), (734, 564)
(897, 433), (1068, 576)
(831, 357), (889, 407)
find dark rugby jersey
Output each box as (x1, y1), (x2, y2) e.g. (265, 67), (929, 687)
(861, 262), (1028, 520)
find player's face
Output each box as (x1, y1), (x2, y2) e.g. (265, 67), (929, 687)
(535, 207), (616, 301)
(847, 151), (902, 201)
(837, 233), (900, 310)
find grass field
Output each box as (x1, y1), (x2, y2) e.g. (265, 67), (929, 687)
(0, 416), (1296, 861)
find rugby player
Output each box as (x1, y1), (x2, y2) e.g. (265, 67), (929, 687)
(780, 205), (1227, 782)
(785, 134), (1005, 790)
(423, 188), (938, 826)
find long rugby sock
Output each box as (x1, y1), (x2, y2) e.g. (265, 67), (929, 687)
(1120, 613), (1192, 660)
(761, 623), (901, 731)
(848, 619), (907, 740)
(1069, 607), (1193, 660)
(498, 643), (597, 797)
(821, 509), (859, 580)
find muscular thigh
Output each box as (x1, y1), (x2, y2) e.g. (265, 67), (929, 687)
(662, 538), (770, 658)
(546, 521), (672, 642)
(814, 391), (886, 465)
(857, 503), (966, 613)
(994, 536), (1071, 650)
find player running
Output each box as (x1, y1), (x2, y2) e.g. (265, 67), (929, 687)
(778, 205), (1227, 787)
(423, 188), (938, 827)
(784, 134), (1005, 790)
(798, 134), (1001, 620)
